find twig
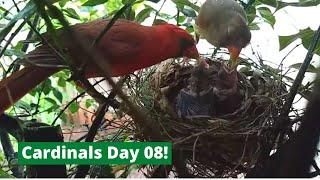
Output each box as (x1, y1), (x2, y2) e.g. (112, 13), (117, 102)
(312, 160), (320, 171)
(84, 103), (108, 142)
(176, 8), (180, 26)
(0, 20), (27, 59)
(281, 25), (320, 118)
(192, 136), (199, 162)
(12, 15), (40, 72)
(92, 0), (136, 46)
(174, 128), (216, 146)
(232, 134), (249, 172)
(153, 0), (166, 24)
(244, 0), (256, 10)
(308, 170), (320, 178)
(73, 77), (125, 176)
(0, 130), (23, 177)
(51, 78), (107, 125)
(277, 43), (301, 70)
(74, 102), (108, 178)
(75, 78), (109, 104)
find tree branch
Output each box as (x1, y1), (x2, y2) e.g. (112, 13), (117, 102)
(281, 25), (320, 118)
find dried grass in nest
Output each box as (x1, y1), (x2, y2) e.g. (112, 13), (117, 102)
(125, 58), (287, 177)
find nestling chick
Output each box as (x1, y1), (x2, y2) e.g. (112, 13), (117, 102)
(176, 63), (216, 117)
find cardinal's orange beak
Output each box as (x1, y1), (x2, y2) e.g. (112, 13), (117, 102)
(227, 46), (241, 69)
(227, 46), (241, 61)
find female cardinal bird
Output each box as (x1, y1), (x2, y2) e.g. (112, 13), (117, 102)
(0, 19), (199, 114)
(195, 0), (251, 68)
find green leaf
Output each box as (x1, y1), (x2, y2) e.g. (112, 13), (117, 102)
(83, 0), (109, 6)
(186, 25), (194, 33)
(0, 1), (36, 41)
(279, 28), (319, 55)
(0, 168), (14, 178)
(44, 97), (58, 105)
(290, 63), (319, 73)
(63, 8), (80, 20)
(245, 6), (256, 24)
(16, 100), (32, 112)
(178, 15), (186, 23)
(0, 6), (7, 12)
(58, 78), (66, 87)
(172, 0), (200, 11)
(258, 0), (278, 7)
(152, 19), (167, 25)
(301, 29), (320, 55)
(69, 101), (79, 113)
(53, 89), (63, 103)
(46, 104), (60, 113)
(179, 7), (197, 17)
(3, 49), (25, 58)
(240, 66), (253, 76)
(125, 7), (135, 20)
(249, 22), (260, 30)
(135, 8), (153, 23)
(299, 0), (320, 6)
(47, 4), (64, 20)
(85, 99), (95, 108)
(59, 0), (68, 7)
(42, 79), (52, 95)
(279, 34), (299, 51)
(257, 7), (275, 27)
(277, 0), (320, 10)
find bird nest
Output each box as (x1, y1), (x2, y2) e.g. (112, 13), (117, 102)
(125, 58), (286, 177)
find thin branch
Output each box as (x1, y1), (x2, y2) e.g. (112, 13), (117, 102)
(12, 15), (40, 72)
(281, 25), (320, 118)
(74, 77), (126, 177)
(153, 0), (166, 24)
(308, 170), (320, 178)
(92, 0), (136, 46)
(244, 0), (256, 10)
(51, 78), (105, 125)
(0, 20), (27, 59)
(277, 43), (301, 70)
(84, 103), (108, 142)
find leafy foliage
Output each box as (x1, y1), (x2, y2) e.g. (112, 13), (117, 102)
(279, 28), (320, 55)
(0, 168), (14, 178)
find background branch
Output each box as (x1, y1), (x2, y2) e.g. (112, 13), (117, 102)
(281, 25), (320, 118)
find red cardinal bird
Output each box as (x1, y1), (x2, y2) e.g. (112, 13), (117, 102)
(0, 19), (199, 114)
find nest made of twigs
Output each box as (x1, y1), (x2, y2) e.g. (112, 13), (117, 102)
(126, 58), (286, 177)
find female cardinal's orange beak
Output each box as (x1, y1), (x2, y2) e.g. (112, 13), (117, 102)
(227, 46), (241, 61)
(227, 46), (241, 69)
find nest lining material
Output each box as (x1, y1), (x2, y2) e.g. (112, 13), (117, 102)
(126, 58), (286, 177)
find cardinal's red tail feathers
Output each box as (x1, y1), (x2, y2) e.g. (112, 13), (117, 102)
(0, 67), (59, 114)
